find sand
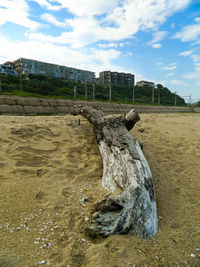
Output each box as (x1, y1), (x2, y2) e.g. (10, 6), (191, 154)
(0, 113), (199, 267)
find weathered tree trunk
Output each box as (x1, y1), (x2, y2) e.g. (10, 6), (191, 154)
(73, 105), (158, 239)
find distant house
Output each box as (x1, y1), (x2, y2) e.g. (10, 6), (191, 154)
(99, 71), (135, 86)
(0, 64), (18, 76)
(3, 58), (95, 83)
(136, 80), (155, 88)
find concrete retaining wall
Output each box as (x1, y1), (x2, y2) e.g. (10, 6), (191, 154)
(193, 107), (200, 113)
(0, 95), (191, 115)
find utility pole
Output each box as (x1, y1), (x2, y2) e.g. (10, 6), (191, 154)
(85, 81), (87, 99)
(109, 72), (112, 101)
(158, 89), (160, 104)
(93, 83), (95, 99)
(174, 91), (177, 106)
(152, 86), (155, 103)
(109, 84), (112, 101)
(132, 86), (135, 102)
(19, 60), (23, 91)
(74, 86), (77, 99)
(190, 94), (192, 105)
(20, 71), (23, 92)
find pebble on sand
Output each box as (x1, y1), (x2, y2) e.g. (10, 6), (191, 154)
(39, 260), (46, 264)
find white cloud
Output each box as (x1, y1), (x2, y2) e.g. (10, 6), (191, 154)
(51, 0), (120, 16)
(29, 0), (62, 11)
(41, 13), (66, 27)
(169, 79), (188, 86)
(27, 0), (191, 48)
(119, 42), (130, 47)
(0, 0), (40, 30)
(27, 16), (101, 48)
(173, 18), (200, 42)
(98, 41), (130, 49)
(179, 50), (193, 56)
(107, 0), (190, 31)
(124, 51), (133, 57)
(191, 54), (200, 62)
(156, 62), (163, 65)
(179, 51), (200, 83)
(166, 73), (175, 77)
(98, 43), (118, 48)
(184, 71), (200, 80)
(162, 63), (177, 71)
(162, 66), (177, 71)
(152, 43), (162, 49)
(194, 17), (200, 22)
(183, 54), (200, 84)
(147, 31), (168, 48)
(126, 52), (133, 56)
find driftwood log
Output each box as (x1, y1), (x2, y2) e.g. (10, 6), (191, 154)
(73, 105), (158, 239)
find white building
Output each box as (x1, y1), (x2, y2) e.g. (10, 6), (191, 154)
(0, 64), (18, 76)
(136, 80), (155, 88)
(3, 58), (95, 83)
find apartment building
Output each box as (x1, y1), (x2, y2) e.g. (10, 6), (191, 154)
(3, 58), (95, 83)
(136, 80), (155, 88)
(99, 71), (135, 86)
(0, 64), (18, 76)
(99, 71), (111, 85)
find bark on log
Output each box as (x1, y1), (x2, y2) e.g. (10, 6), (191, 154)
(73, 105), (158, 239)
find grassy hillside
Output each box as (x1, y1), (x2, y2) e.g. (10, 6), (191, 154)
(0, 74), (186, 106)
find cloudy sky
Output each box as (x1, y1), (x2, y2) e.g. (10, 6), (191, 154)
(0, 0), (200, 101)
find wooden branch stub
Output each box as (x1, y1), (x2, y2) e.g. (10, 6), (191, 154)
(124, 109), (140, 131)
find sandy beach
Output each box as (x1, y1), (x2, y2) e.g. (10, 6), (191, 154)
(0, 113), (200, 266)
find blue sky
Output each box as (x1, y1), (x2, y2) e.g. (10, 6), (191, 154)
(0, 0), (200, 102)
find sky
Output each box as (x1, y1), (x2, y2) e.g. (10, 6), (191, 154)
(0, 0), (200, 102)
